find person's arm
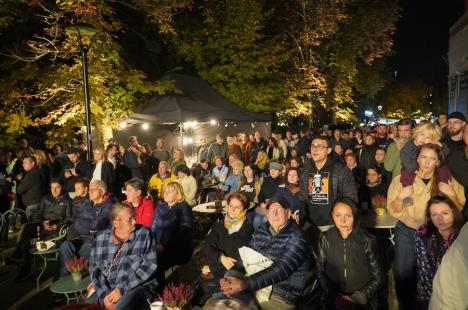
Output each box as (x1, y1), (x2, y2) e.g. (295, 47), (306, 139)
(400, 141), (418, 172)
(387, 177), (406, 217)
(90, 238), (112, 303)
(350, 235), (384, 305)
(117, 230), (158, 294)
(244, 231), (308, 291)
(384, 143), (398, 174)
(32, 197), (46, 223)
(16, 173), (32, 195)
(415, 231), (433, 302)
(202, 223), (225, 271)
(338, 164), (358, 202)
(316, 233), (332, 301)
(139, 201), (155, 229)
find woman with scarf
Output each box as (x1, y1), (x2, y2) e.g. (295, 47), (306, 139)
(275, 167), (301, 223)
(415, 195), (465, 309)
(193, 192), (253, 306)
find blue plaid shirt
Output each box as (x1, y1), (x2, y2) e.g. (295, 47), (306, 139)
(90, 225), (157, 303)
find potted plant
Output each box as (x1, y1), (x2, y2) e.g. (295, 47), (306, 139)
(65, 256), (88, 281)
(371, 195), (387, 216)
(158, 283), (191, 310)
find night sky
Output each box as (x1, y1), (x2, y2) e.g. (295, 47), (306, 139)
(390, 0), (466, 83)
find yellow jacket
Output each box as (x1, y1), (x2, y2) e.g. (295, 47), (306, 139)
(387, 175), (465, 229)
(148, 173), (176, 199)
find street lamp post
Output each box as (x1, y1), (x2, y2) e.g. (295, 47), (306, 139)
(65, 24), (97, 161)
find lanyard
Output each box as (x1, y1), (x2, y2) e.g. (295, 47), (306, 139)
(105, 242), (126, 278)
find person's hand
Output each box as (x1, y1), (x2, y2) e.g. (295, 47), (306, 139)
(70, 168), (77, 177)
(16, 174), (23, 181)
(397, 186), (413, 201)
(341, 295), (352, 302)
(48, 224), (58, 231)
(86, 283), (95, 296)
(438, 181), (456, 199)
(224, 276), (246, 297)
(5, 176), (12, 183)
(220, 255), (237, 270)
(155, 244), (164, 253)
(396, 138), (407, 150)
(105, 288), (122, 304)
(103, 296), (115, 310)
(64, 170), (72, 179)
(292, 211), (300, 224)
(201, 265), (211, 275)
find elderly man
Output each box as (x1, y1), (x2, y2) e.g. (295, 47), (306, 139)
(221, 197), (308, 310)
(57, 180), (115, 278)
(88, 203), (157, 310)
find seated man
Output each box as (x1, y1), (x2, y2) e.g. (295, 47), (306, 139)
(87, 203), (157, 310)
(221, 197), (308, 310)
(57, 179), (115, 278)
(9, 179), (72, 281)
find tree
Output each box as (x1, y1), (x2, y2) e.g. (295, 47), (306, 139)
(175, 0), (289, 113)
(0, 0), (189, 147)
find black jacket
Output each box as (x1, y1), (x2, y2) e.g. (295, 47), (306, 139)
(32, 194), (72, 225)
(203, 220), (253, 275)
(16, 167), (47, 206)
(317, 227), (384, 309)
(65, 159), (93, 192)
(299, 159), (358, 226)
(257, 176), (282, 203)
(358, 145), (377, 170)
(92, 161), (115, 192)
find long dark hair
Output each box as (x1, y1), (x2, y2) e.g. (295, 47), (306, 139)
(330, 197), (365, 240)
(423, 195), (465, 260)
(417, 143), (444, 198)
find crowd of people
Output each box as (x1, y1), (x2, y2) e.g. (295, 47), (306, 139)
(0, 110), (467, 310)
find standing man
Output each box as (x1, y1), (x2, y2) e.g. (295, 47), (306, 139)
(123, 136), (142, 179)
(64, 148), (93, 193)
(207, 134), (228, 163)
(16, 156), (47, 219)
(249, 131), (267, 163)
(384, 119), (413, 178)
(443, 112), (466, 152)
(375, 124), (392, 150)
(197, 138), (209, 163)
(299, 137), (357, 232)
(151, 138), (171, 163)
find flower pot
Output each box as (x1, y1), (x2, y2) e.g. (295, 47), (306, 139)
(374, 208), (386, 216)
(71, 272), (82, 282)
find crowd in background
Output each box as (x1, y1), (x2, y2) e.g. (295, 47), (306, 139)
(0, 110), (467, 310)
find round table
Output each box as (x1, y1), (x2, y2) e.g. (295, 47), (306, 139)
(362, 213), (398, 245)
(192, 201), (227, 213)
(50, 275), (91, 304)
(30, 247), (59, 289)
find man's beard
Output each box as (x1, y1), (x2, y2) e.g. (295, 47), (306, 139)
(448, 127), (462, 137)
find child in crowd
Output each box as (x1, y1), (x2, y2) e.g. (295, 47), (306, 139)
(400, 122), (451, 197)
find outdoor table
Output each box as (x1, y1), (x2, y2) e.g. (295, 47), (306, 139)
(50, 275), (91, 304)
(30, 247), (59, 289)
(362, 213), (398, 245)
(192, 201), (227, 213)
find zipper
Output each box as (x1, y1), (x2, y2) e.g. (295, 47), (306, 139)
(343, 239), (347, 279)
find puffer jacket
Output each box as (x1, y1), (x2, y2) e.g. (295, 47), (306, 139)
(67, 194), (114, 243)
(32, 194), (72, 225)
(245, 220), (308, 304)
(317, 227), (384, 309)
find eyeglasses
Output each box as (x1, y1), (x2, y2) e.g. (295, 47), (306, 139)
(227, 204), (244, 211)
(267, 207), (287, 215)
(310, 144), (329, 151)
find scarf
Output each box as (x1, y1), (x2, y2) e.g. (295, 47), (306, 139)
(224, 209), (247, 234)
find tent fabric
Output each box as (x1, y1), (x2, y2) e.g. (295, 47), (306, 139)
(126, 73), (272, 124)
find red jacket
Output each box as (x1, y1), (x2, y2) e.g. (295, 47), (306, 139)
(124, 197), (155, 228)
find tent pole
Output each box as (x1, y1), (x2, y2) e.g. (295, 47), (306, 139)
(180, 122), (183, 148)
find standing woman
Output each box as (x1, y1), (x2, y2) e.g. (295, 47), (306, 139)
(91, 147), (115, 193)
(415, 196), (465, 309)
(151, 182), (193, 291)
(317, 198), (384, 309)
(387, 143), (465, 309)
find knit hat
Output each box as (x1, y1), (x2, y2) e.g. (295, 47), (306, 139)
(447, 111), (466, 122)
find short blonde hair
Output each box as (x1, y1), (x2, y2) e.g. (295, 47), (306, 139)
(165, 181), (185, 203)
(32, 150), (47, 167)
(232, 160), (244, 170)
(413, 122), (441, 141)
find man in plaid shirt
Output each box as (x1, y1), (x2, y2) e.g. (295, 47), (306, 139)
(88, 203), (157, 309)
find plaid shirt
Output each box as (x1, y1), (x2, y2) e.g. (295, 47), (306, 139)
(90, 225), (157, 303)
